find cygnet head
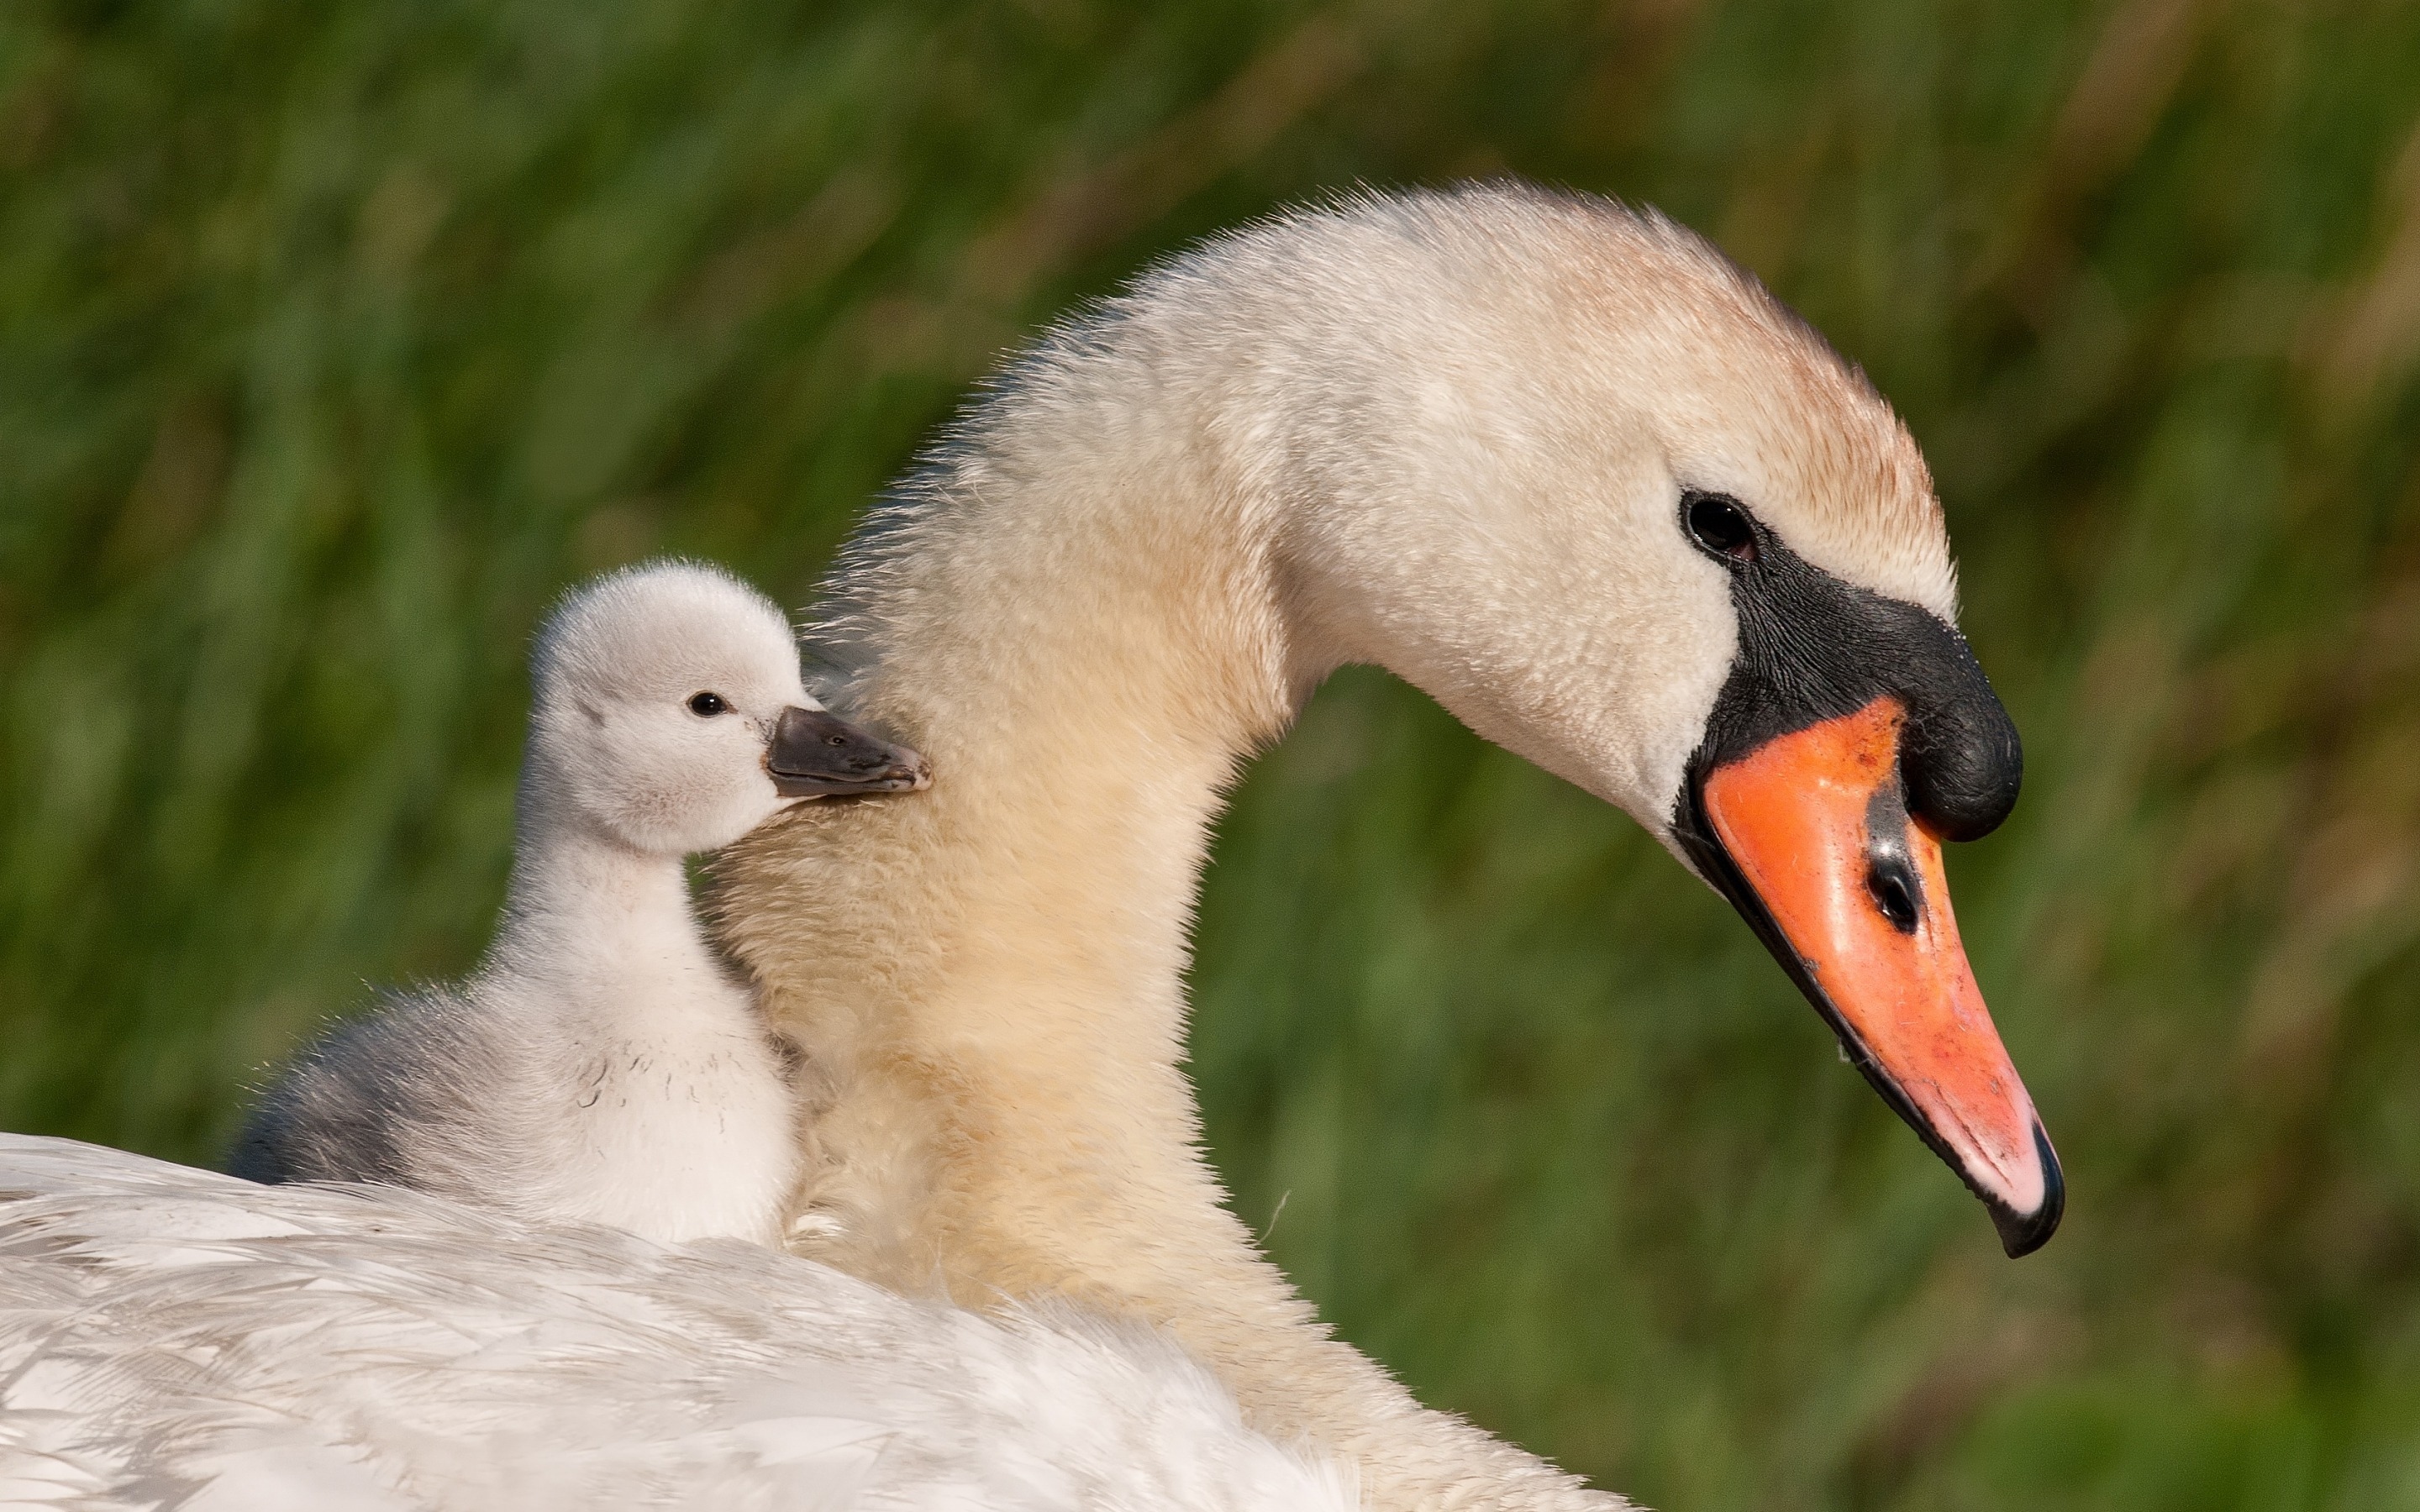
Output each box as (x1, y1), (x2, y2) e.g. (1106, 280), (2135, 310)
(526, 562), (928, 858)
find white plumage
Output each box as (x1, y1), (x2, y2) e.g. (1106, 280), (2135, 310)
(0, 1134), (1352, 1512)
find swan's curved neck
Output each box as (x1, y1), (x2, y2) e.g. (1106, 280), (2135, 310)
(723, 336), (1619, 1511)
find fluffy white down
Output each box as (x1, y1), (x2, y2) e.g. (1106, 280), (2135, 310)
(0, 1135), (1353, 1512)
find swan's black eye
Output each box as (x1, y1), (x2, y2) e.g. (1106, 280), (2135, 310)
(1684, 493), (1759, 564)
(687, 692), (729, 717)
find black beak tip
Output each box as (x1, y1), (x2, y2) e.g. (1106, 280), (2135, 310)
(1986, 1122), (2065, 1259)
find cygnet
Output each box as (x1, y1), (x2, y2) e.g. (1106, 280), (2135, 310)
(229, 560), (928, 1245)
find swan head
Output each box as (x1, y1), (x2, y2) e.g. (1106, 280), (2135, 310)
(528, 561), (929, 857)
(1259, 187), (2054, 1255)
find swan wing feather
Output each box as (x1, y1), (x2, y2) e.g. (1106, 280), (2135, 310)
(0, 1135), (1351, 1512)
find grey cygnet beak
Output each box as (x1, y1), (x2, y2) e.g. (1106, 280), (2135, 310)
(767, 706), (931, 797)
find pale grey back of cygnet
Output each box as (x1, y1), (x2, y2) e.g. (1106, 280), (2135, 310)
(229, 561), (928, 1245)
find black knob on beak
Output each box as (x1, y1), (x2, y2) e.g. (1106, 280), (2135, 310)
(1897, 630), (2023, 843)
(767, 706), (930, 797)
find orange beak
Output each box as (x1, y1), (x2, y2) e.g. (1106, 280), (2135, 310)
(1697, 697), (2061, 1256)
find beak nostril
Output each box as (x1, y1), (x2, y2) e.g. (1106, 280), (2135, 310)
(1867, 860), (1921, 935)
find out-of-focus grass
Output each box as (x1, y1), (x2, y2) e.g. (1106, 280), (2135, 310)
(6, 1), (2420, 1506)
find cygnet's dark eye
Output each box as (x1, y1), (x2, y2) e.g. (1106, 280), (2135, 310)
(687, 692), (729, 717)
(1683, 492), (1760, 564)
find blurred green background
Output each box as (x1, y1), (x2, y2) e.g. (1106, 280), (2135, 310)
(6, 0), (2420, 1505)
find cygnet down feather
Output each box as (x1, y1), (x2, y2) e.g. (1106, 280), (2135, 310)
(229, 560), (929, 1246)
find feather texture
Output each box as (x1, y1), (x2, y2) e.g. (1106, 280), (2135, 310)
(0, 1135), (1352, 1512)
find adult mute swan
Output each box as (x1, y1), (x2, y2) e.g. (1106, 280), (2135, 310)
(721, 181), (2054, 1510)
(230, 562), (929, 1246)
(0, 182), (2049, 1510)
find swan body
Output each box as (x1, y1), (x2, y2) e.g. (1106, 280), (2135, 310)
(0, 1134), (1350, 1512)
(229, 562), (927, 1246)
(3, 184), (2050, 1511)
